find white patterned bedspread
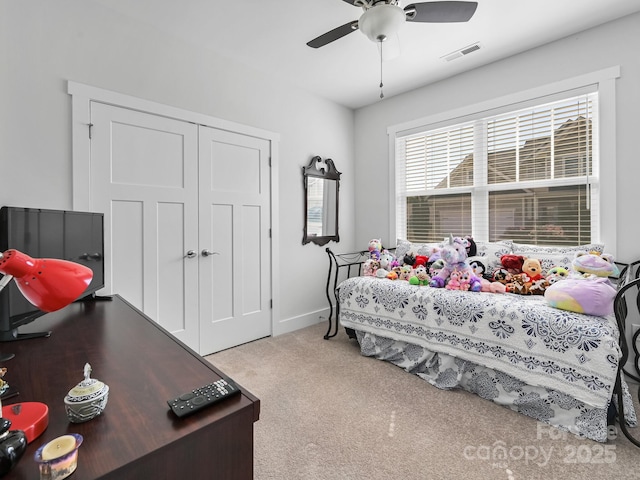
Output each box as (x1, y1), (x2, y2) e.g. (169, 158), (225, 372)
(338, 276), (621, 409)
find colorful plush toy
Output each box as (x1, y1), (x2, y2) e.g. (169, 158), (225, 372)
(429, 235), (481, 291)
(398, 264), (413, 281)
(429, 259), (444, 278)
(363, 258), (379, 277)
(445, 268), (463, 290)
(368, 238), (382, 260)
(409, 264), (430, 286)
(379, 249), (396, 271)
(546, 266), (569, 285)
(571, 251), (619, 278)
(545, 251), (619, 316)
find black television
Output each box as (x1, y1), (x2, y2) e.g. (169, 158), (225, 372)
(0, 206), (105, 342)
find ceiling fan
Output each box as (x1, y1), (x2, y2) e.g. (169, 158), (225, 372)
(307, 1), (478, 99)
(307, 0), (479, 49)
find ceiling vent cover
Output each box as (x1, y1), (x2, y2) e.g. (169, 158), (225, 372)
(442, 42), (481, 62)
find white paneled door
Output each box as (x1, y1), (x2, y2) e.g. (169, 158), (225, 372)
(198, 126), (271, 354)
(89, 102), (271, 355)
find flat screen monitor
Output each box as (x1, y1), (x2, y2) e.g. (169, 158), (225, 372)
(0, 206), (105, 341)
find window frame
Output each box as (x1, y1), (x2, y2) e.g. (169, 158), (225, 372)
(387, 66), (619, 255)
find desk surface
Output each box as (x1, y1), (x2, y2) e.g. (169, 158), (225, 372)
(2, 295), (259, 479)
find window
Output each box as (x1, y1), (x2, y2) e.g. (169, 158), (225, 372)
(395, 92), (597, 246)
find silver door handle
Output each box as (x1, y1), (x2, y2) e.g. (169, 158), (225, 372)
(185, 250), (198, 258)
(201, 249), (219, 257)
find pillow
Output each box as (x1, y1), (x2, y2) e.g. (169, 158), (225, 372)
(545, 277), (616, 316)
(395, 239), (441, 261)
(511, 243), (605, 272)
(474, 241), (513, 269)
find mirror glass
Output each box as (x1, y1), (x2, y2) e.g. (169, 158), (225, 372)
(303, 156), (341, 246)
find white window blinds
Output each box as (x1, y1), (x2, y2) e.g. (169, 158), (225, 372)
(395, 92), (598, 246)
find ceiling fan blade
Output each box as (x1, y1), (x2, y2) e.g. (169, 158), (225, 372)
(307, 20), (359, 48)
(405, 1), (478, 23)
(341, 0), (361, 5)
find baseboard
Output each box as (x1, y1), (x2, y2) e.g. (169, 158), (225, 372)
(272, 308), (330, 336)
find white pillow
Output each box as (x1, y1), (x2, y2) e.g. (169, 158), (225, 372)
(474, 240), (513, 269)
(511, 243), (605, 272)
(395, 238), (441, 261)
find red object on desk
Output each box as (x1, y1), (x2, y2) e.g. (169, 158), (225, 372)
(2, 402), (49, 443)
(0, 249), (93, 312)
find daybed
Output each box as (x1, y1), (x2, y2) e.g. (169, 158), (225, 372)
(324, 243), (640, 444)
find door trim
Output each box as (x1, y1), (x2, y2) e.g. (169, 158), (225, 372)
(68, 80), (281, 338)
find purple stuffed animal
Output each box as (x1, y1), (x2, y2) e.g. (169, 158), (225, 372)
(429, 235), (482, 292)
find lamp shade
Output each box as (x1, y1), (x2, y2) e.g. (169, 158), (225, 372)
(358, 4), (406, 42)
(0, 249), (93, 312)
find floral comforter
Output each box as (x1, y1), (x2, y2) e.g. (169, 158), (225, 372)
(338, 276), (621, 409)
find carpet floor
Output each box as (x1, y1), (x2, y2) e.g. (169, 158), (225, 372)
(207, 322), (640, 480)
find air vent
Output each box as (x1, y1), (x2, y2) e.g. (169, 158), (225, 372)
(441, 42), (481, 62)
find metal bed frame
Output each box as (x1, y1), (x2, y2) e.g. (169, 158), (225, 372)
(324, 247), (640, 446)
(323, 248), (371, 340)
(612, 260), (640, 447)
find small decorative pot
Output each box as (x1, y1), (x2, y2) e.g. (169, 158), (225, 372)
(64, 363), (109, 423)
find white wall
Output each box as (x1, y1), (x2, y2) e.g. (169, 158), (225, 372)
(0, 0), (356, 334)
(354, 12), (640, 264)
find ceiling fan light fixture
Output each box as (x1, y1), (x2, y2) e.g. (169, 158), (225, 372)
(358, 4), (406, 42)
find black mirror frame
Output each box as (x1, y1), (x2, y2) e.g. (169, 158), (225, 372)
(303, 156), (341, 246)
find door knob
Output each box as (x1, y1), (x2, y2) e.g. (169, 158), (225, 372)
(201, 249), (219, 257)
(185, 250), (197, 258)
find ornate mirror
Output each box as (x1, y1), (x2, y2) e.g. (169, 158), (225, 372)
(303, 156), (341, 246)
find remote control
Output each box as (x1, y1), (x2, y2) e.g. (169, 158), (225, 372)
(167, 377), (241, 418)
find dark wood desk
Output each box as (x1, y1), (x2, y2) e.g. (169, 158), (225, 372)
(2, 295), (259, 479)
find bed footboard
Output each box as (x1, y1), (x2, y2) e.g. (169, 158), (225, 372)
(613, 260), (640, 447)
(324, 248), (369, 339)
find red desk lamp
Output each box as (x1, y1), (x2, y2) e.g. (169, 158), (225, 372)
(0, 249), (93, 360)
(0, 250), (92, 475)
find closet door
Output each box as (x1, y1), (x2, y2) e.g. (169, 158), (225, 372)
(198, 126), (272, 354)
(90, 102), (200, 350)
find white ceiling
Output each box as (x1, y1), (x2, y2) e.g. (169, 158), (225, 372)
(90, 0), (640, 110)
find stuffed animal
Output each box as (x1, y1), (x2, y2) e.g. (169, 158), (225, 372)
(398, 264), (413, 281)
(507, 257), (547, 295)
(379, 250), (396, 270)
(546, 266), (569, 285)
(458, 268), (474, 291)
(429, 259), (445, 277)
(462, 236), (477, 257)
(368, 238), (382, 260)
(445, 268), (463, 290)
(375, 268), (389, 279)
(500, 254), (526, 275)
(403, 253), (416, 267)
(409, 264), (430, 286)
(479, 278), (507, 293)
(429, 235), (481, 291)
(468, 257), (491, 280)
(491, 268), (512, 285)
(413, 255), (429, 268)
(545, 251), (619, 316)
(571, 251), (619, 278)
(363, 258), (380, 277)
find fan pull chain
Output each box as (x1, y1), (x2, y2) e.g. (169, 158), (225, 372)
(379, 40), (384, 99)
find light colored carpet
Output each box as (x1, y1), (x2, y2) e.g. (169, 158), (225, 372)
(207, 323), (640, 480)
